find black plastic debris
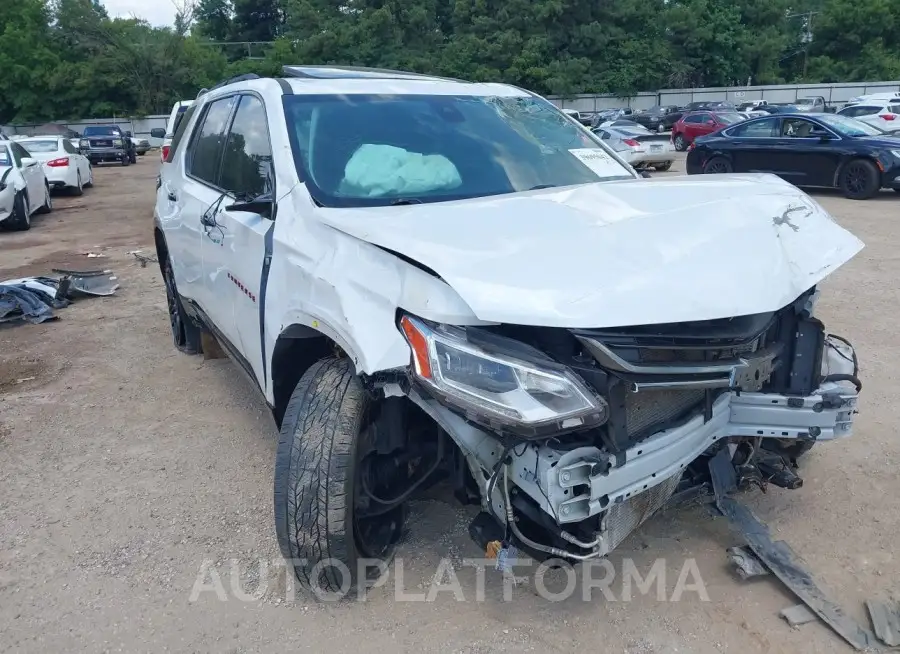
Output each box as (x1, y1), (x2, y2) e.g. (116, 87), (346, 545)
(0, 270), (118, 327)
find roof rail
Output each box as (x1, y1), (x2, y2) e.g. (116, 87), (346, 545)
(197, 73), (262, 99)
(281, 65), (466, 83)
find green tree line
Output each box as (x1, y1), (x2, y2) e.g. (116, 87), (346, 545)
(1, 0), (899, 123)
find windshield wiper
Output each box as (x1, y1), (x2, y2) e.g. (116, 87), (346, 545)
(390, 198), (423, 206)
(528, 184), (557, 190)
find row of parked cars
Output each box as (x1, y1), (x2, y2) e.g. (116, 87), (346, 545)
(577, 91), (900, 200)
(0, 134), (95, 231)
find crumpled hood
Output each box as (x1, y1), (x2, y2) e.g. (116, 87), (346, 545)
(316, 174), (864, 328)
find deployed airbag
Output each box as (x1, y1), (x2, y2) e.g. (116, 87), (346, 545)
(341, 144), (462, 198)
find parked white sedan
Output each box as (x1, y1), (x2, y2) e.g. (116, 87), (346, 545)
(593, 124), (676, 171)
(18, 136), (93, 195)
(0, 141), (53, 231)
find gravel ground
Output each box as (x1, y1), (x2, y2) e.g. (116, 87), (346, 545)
(1, 155), (898, 653)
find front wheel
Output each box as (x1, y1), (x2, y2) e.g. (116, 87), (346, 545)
(275, 358), (406, 598)
(673, 134), (687, 151)
(121, 155), (130, 167)
(840, 159), (879, 200)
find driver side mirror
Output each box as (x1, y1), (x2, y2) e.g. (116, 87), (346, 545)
(20, 157), (36, 167)
(150, 128), (166, 139)
(226, 198), (272, 218)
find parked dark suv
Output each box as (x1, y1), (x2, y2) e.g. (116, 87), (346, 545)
(80, 125), (136, 166)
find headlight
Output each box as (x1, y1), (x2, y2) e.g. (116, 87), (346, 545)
(79, 139), (89, 148)
(113, 138), (123, 146)
(399, 315), (608, 436)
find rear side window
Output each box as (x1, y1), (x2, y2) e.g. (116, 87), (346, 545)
(840, 105), (880, 118)
(21, 140), (59, 153)
(187, 96), (237, 185)
(683, 114), (703, 124)
(727, 117), (778, 137)
(219, 95), (273, 200)
(166, 104), (197, 163)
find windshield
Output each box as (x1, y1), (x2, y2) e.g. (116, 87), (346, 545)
(22, 140), (59, 153)
(817, 114), (883, 136)
(283, 94), (633, 207)
(83, 126), (121, 137)
(716, 113), (746, 125)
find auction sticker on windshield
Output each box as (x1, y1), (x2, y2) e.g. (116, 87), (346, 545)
(569, 148), (628, 179)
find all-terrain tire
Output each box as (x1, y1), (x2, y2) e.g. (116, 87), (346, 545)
(163, 257), (202, 354)
(274, 357), (399, 598)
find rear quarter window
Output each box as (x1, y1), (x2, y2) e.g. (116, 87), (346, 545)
(166, 104), (198, 164)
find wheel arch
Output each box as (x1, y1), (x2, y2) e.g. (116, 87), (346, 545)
(153, 225), (169, 277)
(832, 154), (882, 188)
(270, 324), (350, 428)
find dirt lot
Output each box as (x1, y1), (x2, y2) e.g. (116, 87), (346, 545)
(1, 155), (898, 653)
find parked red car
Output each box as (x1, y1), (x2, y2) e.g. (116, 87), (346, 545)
(671, 111), (746, 151)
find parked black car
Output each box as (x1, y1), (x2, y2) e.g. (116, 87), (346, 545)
(79, 125), (137, 166)
(686, 113), (900, 200)
(680, 101), (735, 112)
(631, 105), (683, 132)
(758, 103), (801, 115)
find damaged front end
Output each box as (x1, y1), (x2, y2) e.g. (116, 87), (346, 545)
(398, 287), (860, 562)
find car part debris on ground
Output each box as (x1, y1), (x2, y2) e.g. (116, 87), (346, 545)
(711, 449), (888, 651)
(0, 270), (118, 326)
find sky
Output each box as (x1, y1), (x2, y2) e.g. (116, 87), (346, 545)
(102, 0), (177, 27)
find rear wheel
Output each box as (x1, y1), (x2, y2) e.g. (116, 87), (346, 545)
(655, 161), (673, 172)
(84, 166), (94, 188)
(703, 156), (732, 174)
(4, 192), (30, 231)
(839, 159), (879, 200)
(34, 183), (52, 214)
(673, 134), (687, 151)
(163, 257), (202, 354)
(275, 358), (409, 598)
(72, 171), (84, 196)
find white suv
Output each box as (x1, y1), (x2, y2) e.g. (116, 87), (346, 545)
(837, 101), (900, 134)
(154, 66), (864, 596)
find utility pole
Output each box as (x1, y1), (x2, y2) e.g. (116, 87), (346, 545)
(787, 11), (818, 79)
